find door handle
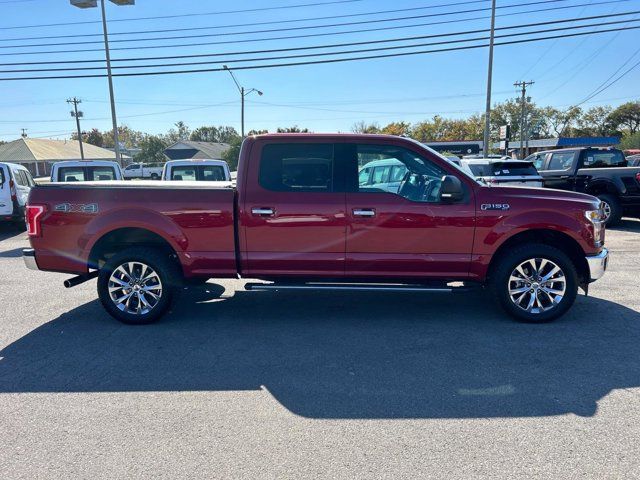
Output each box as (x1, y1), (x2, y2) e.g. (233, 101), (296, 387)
(251, 207), (275, 216)
(559, 175), (570, 179)
(353, 208), (376, 217)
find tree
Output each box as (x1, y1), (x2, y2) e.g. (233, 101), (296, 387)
(163, 121), (191, 144)
(352, 121), (380, 134)
(84, 128), (104, 147)
(380, 121), (411, 137)
(190, 125), (240, 143)
(620, 131), (640, 150)
(575, 106), (614, 136)
(608, 101), (640, 134)
(135, 135), (168, 163)
(222, 136), (242, 171)
(248, 129), (269, 135)
(276, 126), (309, 133)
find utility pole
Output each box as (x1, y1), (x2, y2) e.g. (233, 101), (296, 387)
(222, 65), (263, 138)
(21, 128), (27, 138)
(514, 80), (534, 159)
(67, 97), (85, 160)
(100, 0), (121, 165)
(482, 0), (497, 157)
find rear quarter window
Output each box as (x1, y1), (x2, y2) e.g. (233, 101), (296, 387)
(259, 143), (334, 192)
(582, 150), (626, 168)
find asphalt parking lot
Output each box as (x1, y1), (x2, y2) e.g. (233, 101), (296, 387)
(1, 221), (639, 479)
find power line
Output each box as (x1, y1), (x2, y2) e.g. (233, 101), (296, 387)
(0, 0), (491, 43)
(0, 0), (367, 30)
(1, 15), (639, 75)
(1, 23), (639, 82)
(0, 0), (627, 57)
(0, 0), (630, 63)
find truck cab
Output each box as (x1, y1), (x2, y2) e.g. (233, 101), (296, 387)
(161, 159), (231, 182)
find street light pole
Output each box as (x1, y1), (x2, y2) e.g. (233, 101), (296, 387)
(100, 0), (121, 165)
(482, 0), (497, 158)
(223, 65), (263, 138)
(70, 1), (134, 165)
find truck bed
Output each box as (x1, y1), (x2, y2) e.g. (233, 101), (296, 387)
(29, 181), (237, 276)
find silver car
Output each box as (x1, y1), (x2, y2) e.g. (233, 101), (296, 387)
(459, 159), (543, 187)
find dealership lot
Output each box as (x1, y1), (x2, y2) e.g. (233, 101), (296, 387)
(1, 221), (639, 478)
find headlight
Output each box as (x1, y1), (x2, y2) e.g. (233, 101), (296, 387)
(585, 209), (603, 223)
(585, 209), (604, 247)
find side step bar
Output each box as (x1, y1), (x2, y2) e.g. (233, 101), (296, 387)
(245, 282), (473, 293)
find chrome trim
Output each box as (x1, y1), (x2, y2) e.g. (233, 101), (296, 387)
(251, 208), (274, 216)
(22, 248), (38, 270)
(353, 209), (376, 217)
(245, 283), (452, 293)
(586, 248), (609, 281)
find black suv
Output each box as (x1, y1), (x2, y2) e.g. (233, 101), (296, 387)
(525, 147), (640, 226)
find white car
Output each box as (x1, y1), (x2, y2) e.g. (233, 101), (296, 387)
(123, 162), (164, 180)
(0, 162), (35, 227)
(459, 159), (543, 187)
(161, 159), (231, 182)
(50, 160), (123, 182)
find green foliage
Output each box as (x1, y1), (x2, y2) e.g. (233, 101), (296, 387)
(608, 101), (640, 134)
(620, 131), (640, 150)
(276, 126), (310, 133)
(135, 136), (168, 163)
(222, 136), (243, 171)
(190, 125), (240, 143)
(162, 121), (191, 144)
(352, 121), (381, 134)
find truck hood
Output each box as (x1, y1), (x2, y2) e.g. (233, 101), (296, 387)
(478, 185), (600, 209)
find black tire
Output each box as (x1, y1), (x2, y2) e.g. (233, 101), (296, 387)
(489, 243), (578, 323)
(150, 173), (159, 180)
(596, 193), (622, 227)
(97, 247), (181, 325)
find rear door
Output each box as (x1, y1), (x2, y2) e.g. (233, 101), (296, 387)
(345, 142), (476, 278)
(12, 168), (32, 207)
(240, 141), (347, 277)
(539, 151), (577, 190)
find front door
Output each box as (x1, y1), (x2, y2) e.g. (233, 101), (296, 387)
(241, 141), (347, 277)
(539, 151), (577, 191)
(345, 143), (476, 279)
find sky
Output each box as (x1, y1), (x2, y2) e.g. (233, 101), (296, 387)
(0, 0), (638, 142)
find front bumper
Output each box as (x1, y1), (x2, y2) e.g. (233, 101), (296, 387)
(586, 248), (609, 281)
(23, 248), (38, 271)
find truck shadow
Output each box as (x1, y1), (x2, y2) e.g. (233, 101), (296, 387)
(1, 287), (639, 419)
(612, 218), (640, 232)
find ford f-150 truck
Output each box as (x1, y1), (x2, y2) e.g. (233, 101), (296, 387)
(23, 134), (609, 325)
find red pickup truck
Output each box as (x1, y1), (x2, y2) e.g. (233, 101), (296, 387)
(23, 134), (609, 324)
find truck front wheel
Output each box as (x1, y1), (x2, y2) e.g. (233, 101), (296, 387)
(97, 247), (180, 325)
(490, 244), (578, 323)
(596, 194), (622, 226)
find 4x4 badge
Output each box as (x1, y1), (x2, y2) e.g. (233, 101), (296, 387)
(54, 203), (99, 214)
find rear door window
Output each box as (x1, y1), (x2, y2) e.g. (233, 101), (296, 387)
(58, 167), (85, 182)
(259, 143), (334, 192)
(201, 165), (226, 181)
(547, 152), (575, 171)
(14, 170), (29, 186)
(171, 166), (197, 181)
(582, 150), (626, 168)
(90, 167), (116, 181)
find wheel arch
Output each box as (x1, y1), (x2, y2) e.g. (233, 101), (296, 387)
(487, 229), (590, 287)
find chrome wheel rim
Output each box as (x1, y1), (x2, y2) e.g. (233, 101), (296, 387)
(508, 258), (566, 314)
(108, 261), (163, 315)
(600, 201), (612, 222)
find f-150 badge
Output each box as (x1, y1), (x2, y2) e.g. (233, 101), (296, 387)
(481, 203), (510, 211)
(54, 203), (99, 214)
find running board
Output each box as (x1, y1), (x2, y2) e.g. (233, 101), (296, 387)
(244, 282), (473, 293)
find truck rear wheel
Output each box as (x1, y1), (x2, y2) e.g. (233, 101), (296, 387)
(596, 193), (622, 226)
(490, 243), (578, 323)
(97, 247), (180, 325)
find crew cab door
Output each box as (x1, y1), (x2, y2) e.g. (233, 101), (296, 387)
(344, 142), (476, 278)
(539, 151), (577, 190)
(239, 141), (347, 277)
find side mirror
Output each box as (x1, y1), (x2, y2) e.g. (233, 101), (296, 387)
(440, 175), (464, 202)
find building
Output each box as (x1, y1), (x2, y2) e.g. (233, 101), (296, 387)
(493, 136), (620, 157)
(164, 141), (230, 160)
(0, 138), (131, 177)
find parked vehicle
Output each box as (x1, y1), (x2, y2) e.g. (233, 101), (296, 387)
(0, 162), (35, 227)
(50, 160), (123, 182)
(123, 163), (164, 180)
(23, 134), (608, 325)
(525, 147), (640, 225)
(459, 159), (543, 187)
(358, 158), (408, 194)
(627, 154), (640, 167)
(161, 159), (231, 182)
